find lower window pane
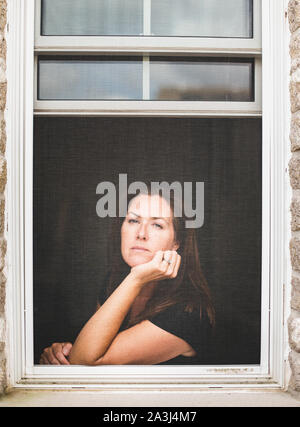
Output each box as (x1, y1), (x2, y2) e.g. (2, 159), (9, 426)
(38, 56), (143, 100)
(33, 117), (262, 366)
(150, 57), (254, 101)
(38, 56), (255, 102)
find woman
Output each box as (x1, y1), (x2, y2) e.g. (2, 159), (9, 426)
(40, 186), (215, 365)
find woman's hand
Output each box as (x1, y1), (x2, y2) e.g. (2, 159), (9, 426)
(39, 342), (73, 365)
(130, 250), (181, 288)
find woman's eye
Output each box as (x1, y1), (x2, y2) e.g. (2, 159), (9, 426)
(127, 219), (162, 229)
(128, 218), (138, 224)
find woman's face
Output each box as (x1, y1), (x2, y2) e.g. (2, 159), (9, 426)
(121, 194), (179, 267)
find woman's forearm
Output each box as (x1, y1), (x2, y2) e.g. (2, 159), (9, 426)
(69, 272), (143, 365)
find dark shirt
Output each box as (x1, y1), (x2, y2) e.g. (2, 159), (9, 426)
(98, 281), (212, 365)
(148, 303), (212, 365)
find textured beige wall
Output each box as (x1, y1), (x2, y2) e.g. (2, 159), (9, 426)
(0, 0), (6, 396)
(289, 0), (300, 398)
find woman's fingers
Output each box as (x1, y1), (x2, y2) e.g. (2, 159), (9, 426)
(53, 342), (71, 365)
(163, 250), (176, 276)
(42, 346), (61, 365)
(39, 354), (49, 364)
(40, 342), (72, 365)
(162, 250), (181, 278)
(131, 250), (180, 285)
(62, 342), (73, 357)
(153, 250), (164, 264)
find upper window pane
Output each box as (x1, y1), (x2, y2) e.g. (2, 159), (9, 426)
(41, 0), (143, 36)
(151, 0), (253, 38)
(40, 0), (253, 38)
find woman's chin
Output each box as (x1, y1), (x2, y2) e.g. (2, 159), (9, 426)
(126, 253), (152, 267)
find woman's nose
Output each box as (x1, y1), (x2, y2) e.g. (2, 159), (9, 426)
(137, 222), (148, 240)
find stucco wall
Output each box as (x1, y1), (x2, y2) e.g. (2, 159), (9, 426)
(0, 0), (300, 397)
(289, 0), (300, 398)
(0, 0), (6, 396)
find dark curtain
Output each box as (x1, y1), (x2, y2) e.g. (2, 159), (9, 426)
(33, 116), (262, 364)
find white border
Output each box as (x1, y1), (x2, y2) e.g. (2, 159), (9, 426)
(5, 0), (290, 389)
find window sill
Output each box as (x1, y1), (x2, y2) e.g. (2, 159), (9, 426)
(0, 388), (299, 407)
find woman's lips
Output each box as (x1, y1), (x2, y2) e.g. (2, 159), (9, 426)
(131, 247), (150, 252)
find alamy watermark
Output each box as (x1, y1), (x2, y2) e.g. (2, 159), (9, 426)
(96, 174), (204, 229)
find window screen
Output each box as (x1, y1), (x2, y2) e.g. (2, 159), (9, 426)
(33, 116), (262, 365)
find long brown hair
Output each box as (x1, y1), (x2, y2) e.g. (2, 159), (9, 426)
(105, 183), (215, 328)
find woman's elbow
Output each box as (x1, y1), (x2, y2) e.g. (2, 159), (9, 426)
(68, 350), (104, 366)
(68, 353), (85, 365)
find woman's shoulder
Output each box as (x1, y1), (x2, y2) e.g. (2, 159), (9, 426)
(148, 302), (212, 352)
(149, 302), (211, 327)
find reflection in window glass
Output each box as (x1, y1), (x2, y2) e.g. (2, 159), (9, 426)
(151, 0), (253, 38)
(150, 58), (254, 102)
(38, 57), (143, 100)
(41, 0), (143, 36)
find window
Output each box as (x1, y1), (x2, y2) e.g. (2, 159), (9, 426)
(7, 0), (289, 388)
(34, 0), (262, 115)
(33, 0), (263, 368)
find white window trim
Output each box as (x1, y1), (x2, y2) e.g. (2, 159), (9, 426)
(5, 0), (291, 390)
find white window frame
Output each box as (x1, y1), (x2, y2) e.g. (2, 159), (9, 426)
(5, 0), (291, 390)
